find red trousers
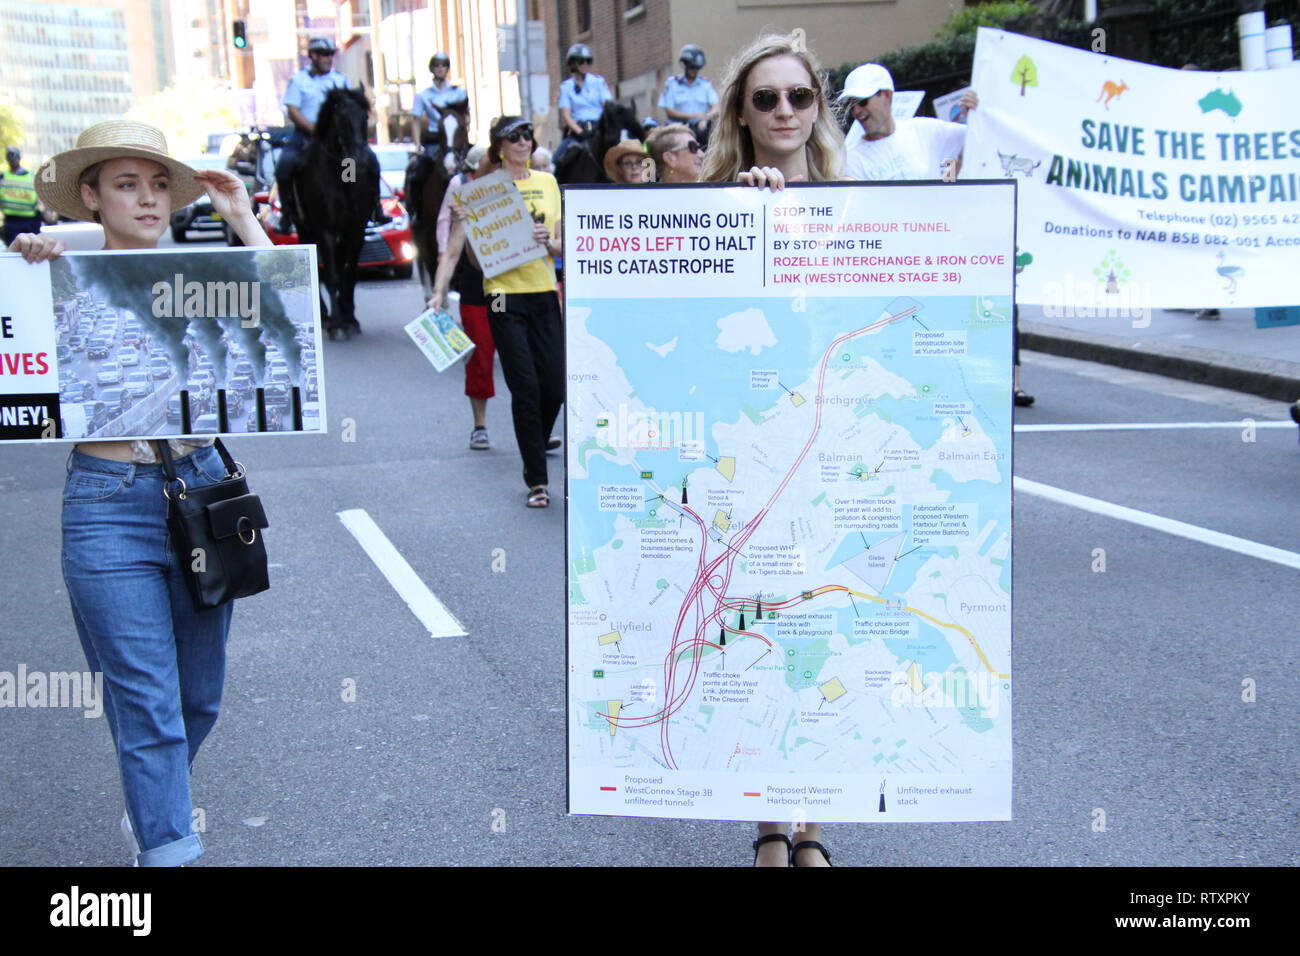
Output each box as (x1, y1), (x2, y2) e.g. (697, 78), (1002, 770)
(460, 303), (495, 399)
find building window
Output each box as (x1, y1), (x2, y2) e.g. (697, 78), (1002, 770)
(626, 0), (644, 14)
(575, 0), (590, 34)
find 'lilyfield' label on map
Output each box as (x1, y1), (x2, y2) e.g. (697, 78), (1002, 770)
(832, 496), (900, 531)
(598, 484), (643, 512)
(912, 330), (967, 356)
(910, 503), (977, 544)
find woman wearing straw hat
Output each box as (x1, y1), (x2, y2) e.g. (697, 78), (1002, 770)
(602, 139), (654, 184)
(10, 119), (270, 866)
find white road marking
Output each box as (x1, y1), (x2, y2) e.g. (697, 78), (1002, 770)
(1014, 477), (1300, 571)
(1016, 421), (1294, 432)
(337, 508), (468, 638)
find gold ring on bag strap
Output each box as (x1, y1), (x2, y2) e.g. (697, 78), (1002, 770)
(163, 477), (187, 500)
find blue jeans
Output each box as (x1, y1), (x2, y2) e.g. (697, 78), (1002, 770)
(62, 445), (233, 866)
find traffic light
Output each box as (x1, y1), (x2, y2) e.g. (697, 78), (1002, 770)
(232, 19), (247, 50)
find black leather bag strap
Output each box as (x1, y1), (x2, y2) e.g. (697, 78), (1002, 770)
(156, 439), (238, 491)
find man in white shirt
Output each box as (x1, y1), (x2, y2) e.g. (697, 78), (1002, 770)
(838, 63), (976, 182)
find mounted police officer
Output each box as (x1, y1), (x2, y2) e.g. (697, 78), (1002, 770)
(1, 146), (46, 243)
(555, 43), (612, 166)
(407, 52), (471, 215)
(658, 44), (718, 146)
(413, 52), (470, 157)
(274, 36), (351, 231)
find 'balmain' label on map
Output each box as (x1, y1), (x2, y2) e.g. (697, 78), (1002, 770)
(910, 503), (976, 544)
(598, 484), (643, 512)
(912, 330), (967, 356)
(832, 496), (900, 531)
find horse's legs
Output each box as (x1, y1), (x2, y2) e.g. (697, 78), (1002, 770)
(318, 236), (344, 340)
(339, 230), (364, 336)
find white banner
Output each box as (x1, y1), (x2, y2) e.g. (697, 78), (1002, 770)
(967, 27), (1300, 310)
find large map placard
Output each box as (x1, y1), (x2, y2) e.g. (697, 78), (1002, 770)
(967, 27), (1300, 310)
(565, 182), (1015, 823)
(0, 246), (324, 442)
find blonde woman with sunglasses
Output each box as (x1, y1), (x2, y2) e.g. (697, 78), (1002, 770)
(703, 33), (844, 867)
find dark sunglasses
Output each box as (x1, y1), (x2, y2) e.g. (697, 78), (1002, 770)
(750, 86), (818, 112)
(571, 58), (592, 66)
(668, 140), (703, 154)
(504, 127), (534, 143)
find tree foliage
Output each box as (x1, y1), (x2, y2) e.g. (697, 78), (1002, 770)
(125, 77), (240, 158)
(0, 96), (30, 153)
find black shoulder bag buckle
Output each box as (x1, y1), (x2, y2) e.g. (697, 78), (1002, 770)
(158, 439), (270, 611)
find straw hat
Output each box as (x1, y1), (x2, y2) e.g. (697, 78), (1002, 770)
(603, 139), (654, 181)
(35, 120), (204, 223)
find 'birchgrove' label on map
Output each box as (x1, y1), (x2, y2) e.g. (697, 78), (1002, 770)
(747, 543), (806, 574)
(776, 611), (834, 639)
(700, 674), (758, 704)
(912, 330), (967, 356)
(598, 484), (643, 512)
(833, 496), (900, 531)
(910, 503), (977, 544)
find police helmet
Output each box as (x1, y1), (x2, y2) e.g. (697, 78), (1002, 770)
(679, 44), (705, 70)
(567, 44), (593, 64)
(307, 37), (336, 55)
(430, 52), (451, 71)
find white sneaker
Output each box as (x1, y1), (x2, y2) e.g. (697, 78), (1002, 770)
(121, 811), (140, 866)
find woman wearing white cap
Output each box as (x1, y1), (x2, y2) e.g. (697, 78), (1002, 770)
(10, 119), (270, 866)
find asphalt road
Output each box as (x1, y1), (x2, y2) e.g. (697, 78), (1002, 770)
(1, 244), (1296, 866)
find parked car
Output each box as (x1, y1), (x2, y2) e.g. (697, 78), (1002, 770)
(170, 155), (231, 242)
(96, 362), (124, 386)
(256, 177), (414, 278)
(372, 144), (417, 200)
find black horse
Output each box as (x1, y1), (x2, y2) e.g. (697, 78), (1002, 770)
(554, 100), (646, 185)
(290, 87), (379, 340)
(403, 114), (470, 298)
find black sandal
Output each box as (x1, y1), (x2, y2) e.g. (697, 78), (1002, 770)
(1014, 389), (1035, 407)
(752, 832), (792, 867)
(791, 840), (832, 866)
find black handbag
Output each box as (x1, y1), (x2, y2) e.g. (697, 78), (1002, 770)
(158, 439), (270, 611)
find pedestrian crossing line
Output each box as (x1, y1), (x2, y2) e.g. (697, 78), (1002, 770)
(1014, 477), (1300, 571)
(1016, 421), (1295, 432)
(336, 508), (468, 638)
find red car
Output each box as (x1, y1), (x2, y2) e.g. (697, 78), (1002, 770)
(255, 177), (415, 279)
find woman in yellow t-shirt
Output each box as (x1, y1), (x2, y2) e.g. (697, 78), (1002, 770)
(432, 116), (563, 508)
